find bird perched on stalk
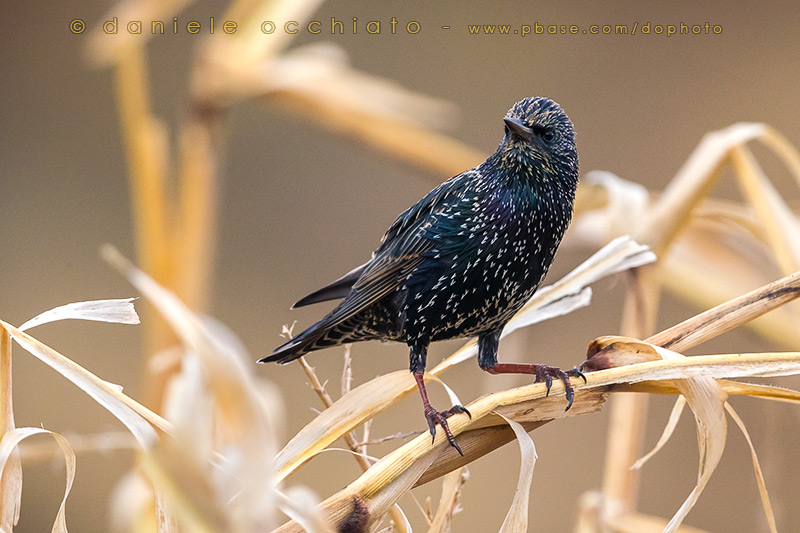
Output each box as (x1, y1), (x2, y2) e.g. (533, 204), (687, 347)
(260, 96), (584, 455)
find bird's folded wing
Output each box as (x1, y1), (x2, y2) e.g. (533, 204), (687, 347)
(315, 174), (471, 327)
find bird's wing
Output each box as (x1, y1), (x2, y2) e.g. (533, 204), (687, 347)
(316, 171), (473, 327)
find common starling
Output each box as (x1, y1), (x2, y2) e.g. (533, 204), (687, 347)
(260, 96), (583, 454)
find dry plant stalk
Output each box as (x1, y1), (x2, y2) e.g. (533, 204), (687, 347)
(271, 268), (800, 532)
(570, 120), (800, 531)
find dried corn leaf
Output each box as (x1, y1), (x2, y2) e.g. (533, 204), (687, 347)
(18, 298), (140, 331)
(0, 428), (76, 533)
(103, 246), (282, 531)
(649, 346), (728, 533)
(497, 414), (537, 533)
(274, 342), (800, 531)
(724, 403), (777, 533)
(584, 335), (786, 531)
(631, 396), (686, 470)
(276, 370), (414, 481)
(0, 320), (165, 445)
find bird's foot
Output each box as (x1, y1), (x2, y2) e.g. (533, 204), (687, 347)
(423, 404), (471, 456)
(534, 365), (587, 411)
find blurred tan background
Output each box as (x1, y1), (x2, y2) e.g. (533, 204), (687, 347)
(3, 0), (800, 531)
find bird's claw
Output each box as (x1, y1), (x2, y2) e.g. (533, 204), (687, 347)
(423, 404), (470, 456)
(534, 365), (586, 411)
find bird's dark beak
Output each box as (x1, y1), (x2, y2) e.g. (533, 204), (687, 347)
(503, 117), (534, 141)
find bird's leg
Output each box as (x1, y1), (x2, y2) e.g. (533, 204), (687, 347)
(412, 373), (470, 455)
(409, 342), (470, 456)
(477, 330), (585, 410)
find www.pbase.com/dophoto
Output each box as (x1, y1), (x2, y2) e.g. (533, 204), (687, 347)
(4, 1), (800, 532)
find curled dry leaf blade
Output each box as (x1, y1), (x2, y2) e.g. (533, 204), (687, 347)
(496, 414), (537, 533)
(651, 347), (728, 533)
(631, 396), (687, 471)
(583, 336), (785, 531)
(725, 403), (777, 533)
(276, 370), (414, 481)
(0, 428), (76, 533)
(0, 320), (165, 446)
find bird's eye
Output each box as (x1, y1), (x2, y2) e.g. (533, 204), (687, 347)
(542, 129), (556, 143)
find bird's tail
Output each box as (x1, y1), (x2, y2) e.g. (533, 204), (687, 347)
(259, 314), (375, 364)
(258, 321), (329, 364)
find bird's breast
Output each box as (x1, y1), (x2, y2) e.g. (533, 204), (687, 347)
(405, 196), (567, 340)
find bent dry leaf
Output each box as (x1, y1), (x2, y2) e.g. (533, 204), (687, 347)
(0, 320), (165, 446)
(724, 403), (777, 533)
(273, 341), (800, 531)
(631, 396), (686, 470)
(0, 428), (76, 533)
(497, 414), (537, 533)
(583, 336), (783, 532)
(103, 246), (284, 531)
(276, 370), (414, 481)
(653, 347), (728, 533)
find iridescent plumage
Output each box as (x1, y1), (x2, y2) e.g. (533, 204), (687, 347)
(260, 97), (583, 453)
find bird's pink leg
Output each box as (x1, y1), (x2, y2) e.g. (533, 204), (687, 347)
(413, 372), (470, 456)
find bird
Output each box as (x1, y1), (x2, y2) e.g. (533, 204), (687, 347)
(259, 96), (584, 455)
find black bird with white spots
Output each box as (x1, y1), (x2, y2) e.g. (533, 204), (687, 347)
(260, 96), (584, 454)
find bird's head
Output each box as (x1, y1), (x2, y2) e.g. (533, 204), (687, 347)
(496, 96), (578, 192)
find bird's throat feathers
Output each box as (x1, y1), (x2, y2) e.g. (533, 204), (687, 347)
(485, 145), (578, 210)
